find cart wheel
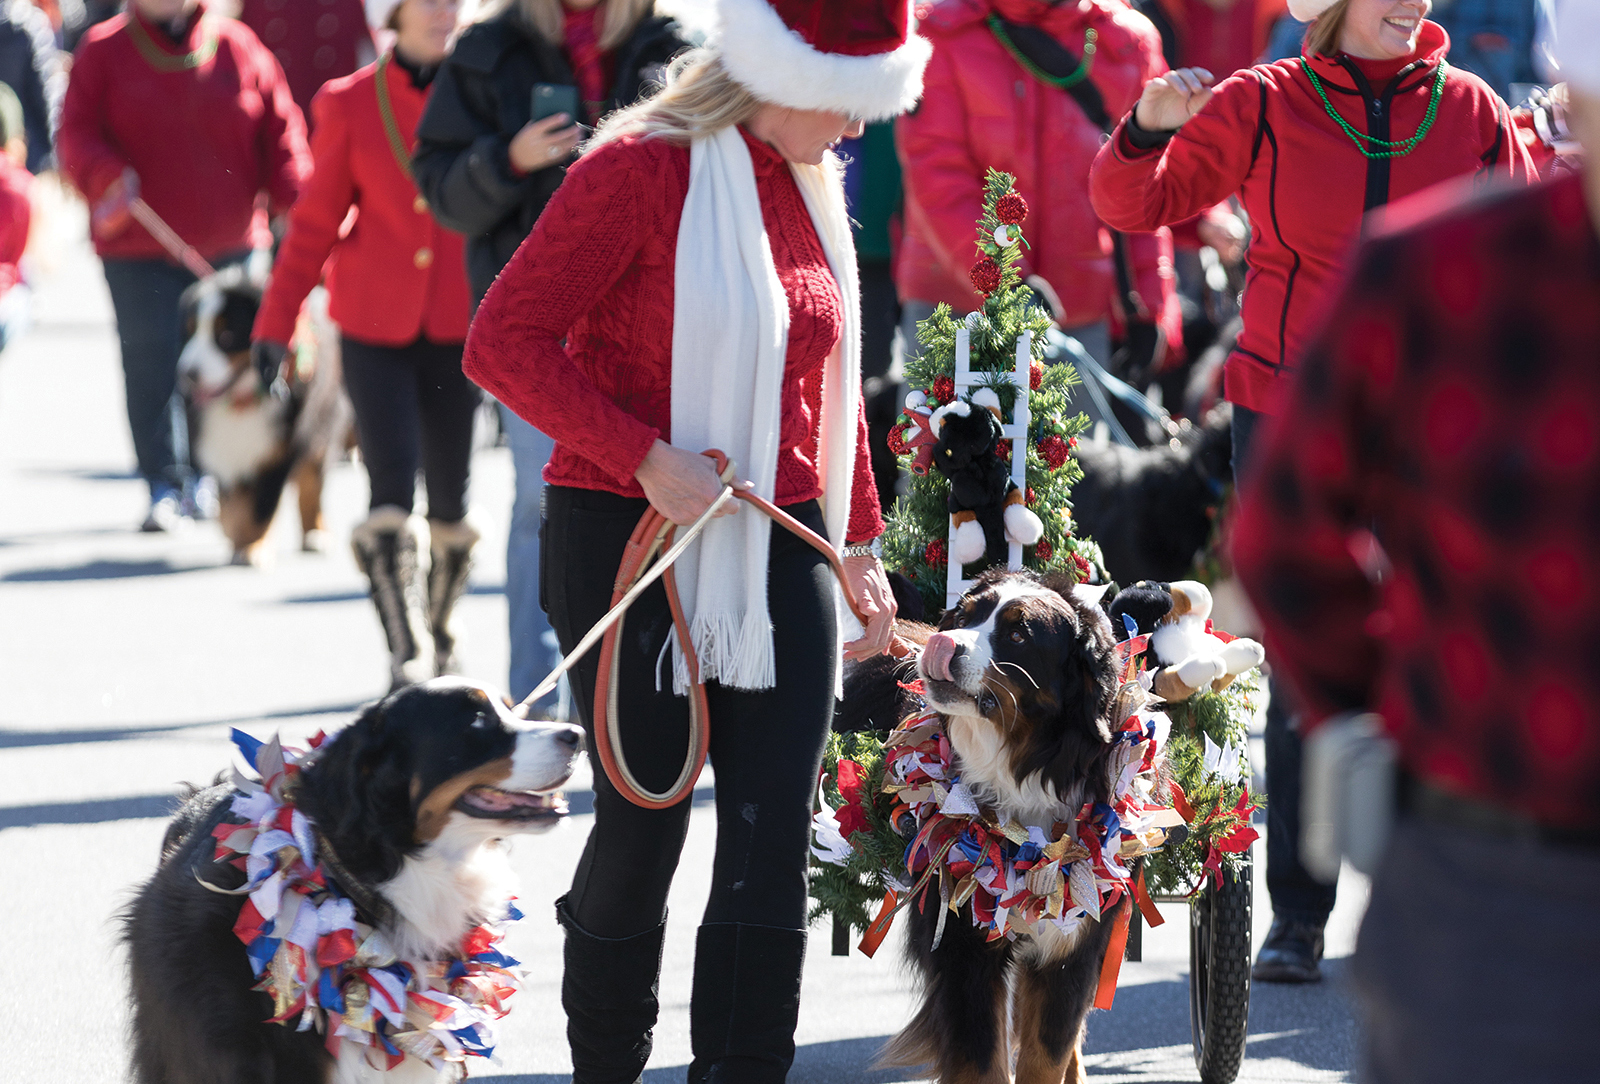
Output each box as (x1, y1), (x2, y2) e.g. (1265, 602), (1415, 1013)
(1188, 858), (1252, 1084)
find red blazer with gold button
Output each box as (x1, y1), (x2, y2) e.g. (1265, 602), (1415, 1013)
(254, 52), (471, 348)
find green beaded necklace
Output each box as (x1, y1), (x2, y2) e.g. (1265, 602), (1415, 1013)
(126, 10), (219, 73)
(1303, 58), (1448, 159)
(987, 15), (1097, 90)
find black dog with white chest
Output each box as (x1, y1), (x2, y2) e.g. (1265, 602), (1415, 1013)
(844, 569), (1134, 1084)
(123, 679), (584, 1084)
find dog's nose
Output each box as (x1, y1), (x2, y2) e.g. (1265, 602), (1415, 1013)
(553, 725), (584, 751)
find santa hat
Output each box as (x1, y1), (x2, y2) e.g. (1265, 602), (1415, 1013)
(1540, 0), (1600, 97)
(1287, 0), (1338, 21)
(715, 0), (933, 121)
(366, 0), (403, 31)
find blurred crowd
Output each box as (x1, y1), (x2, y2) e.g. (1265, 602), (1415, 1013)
(1, 1), (1595, 1075)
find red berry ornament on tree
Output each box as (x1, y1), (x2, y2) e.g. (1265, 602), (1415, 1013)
(925, 538), (947, 567)
(1038, 434), (1072, 470)
(970, 257), (1001, 296)
(1026, 487), (1036, 505)
(995, 191), (1029, 226)
(997, 440), (1011, 463)
(886, 421), (910, 456)
(1034, 538), (1052, 563)
(931, 375), (955, 404)
(1070, 552), (1091, 582)
(1030, 362), (1043, 390)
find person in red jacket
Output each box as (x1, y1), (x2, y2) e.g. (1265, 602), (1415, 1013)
(1232, 6), (1600, 1072)
(252, 0), (474, 693)
(58, 0), (309, 532)
(896, 0), (1182, 380)
(237, 0), (375, 127)
(462, 1), (917, 1077)
(1089, 0), (1535, 984)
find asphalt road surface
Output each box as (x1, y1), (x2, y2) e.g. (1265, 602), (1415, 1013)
(0, 215), (1367, 1082)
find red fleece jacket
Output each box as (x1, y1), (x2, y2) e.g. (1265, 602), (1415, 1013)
(58, 6), (310, 262)
(463, 129), (885, 543)
(896, 0), (1180, 345)
(254, 55), (471, 348)
(1089, 21), (1535, 414)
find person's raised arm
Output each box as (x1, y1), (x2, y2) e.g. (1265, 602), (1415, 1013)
(1090, 67), (1265, 234)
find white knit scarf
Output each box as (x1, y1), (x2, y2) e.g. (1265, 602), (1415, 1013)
(668, 124), (861, 693)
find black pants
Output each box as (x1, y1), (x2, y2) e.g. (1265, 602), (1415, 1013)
(1233, 403), (1338, 924)
(341, 335), (480, 522)
(542, 486), (838, 938)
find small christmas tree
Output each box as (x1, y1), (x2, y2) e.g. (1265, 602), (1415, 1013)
(883, 170), (1104, 615)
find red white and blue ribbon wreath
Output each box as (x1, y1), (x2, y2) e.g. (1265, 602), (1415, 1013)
(814, 695), (1180, 949)
(212, 729), (521, 1072)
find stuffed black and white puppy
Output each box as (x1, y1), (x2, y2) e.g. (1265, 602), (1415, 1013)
(931, 389), (1044, 569)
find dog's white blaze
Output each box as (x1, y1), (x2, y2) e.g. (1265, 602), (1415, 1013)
(195, 398), (279, 485)
(176, 285), (235, 393)
(378, 814), (517, 961)
(509, 723), (584, 794)
(332, 1041), (446, 1084)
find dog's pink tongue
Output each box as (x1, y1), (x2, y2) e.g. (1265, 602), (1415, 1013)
(923, 633), (956, 682)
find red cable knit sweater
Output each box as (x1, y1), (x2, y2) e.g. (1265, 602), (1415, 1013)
(464, 127), (885, 543)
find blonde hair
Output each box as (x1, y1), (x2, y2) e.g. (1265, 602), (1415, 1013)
(585, 48), (763, 150)
(1305, 0), (1352, 57)
(471, 0), (655, 51)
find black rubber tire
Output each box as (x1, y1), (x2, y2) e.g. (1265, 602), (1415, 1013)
(1189, 859), (1253, 1084)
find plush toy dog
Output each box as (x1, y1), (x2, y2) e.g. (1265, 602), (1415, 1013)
(1109, 579), (1265, 701)
(930, 388), (1044, 568)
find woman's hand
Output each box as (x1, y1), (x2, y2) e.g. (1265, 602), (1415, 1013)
(508, 113), (582, 174)
(842, 554), (896, 661)
(1133, 67), (1216, 133)
(635, 440), (742, 525)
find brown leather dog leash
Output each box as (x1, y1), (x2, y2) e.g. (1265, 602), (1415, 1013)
(516, 449), (888, 809)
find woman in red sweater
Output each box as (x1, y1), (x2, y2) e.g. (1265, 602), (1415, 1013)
(251, 0), (474, 693)
(463, 2), (924, 1079)
(1088, 0), (1534, 985)
(58, 0), (309, 531)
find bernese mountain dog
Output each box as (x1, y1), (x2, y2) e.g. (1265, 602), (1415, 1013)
(123, 679), (584, 1084)
(845, 569), (1134, 1084)
(177, 267), (350, 565)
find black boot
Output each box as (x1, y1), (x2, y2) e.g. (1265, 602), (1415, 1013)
(688, 923), (808, 1084)
(556, 895), (667, 1084)
(350, 506), (431, 692)
(1252, 914), (1326, 983)
(426, 517), (479, 676)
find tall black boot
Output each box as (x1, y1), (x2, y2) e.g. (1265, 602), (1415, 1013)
(350, 506), (431, 692)
(556, 895), (667, 1084)
(688, 923), (808, 1084)
(426, 517), (479, 676)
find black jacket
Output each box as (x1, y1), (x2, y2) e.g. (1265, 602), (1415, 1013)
(412, 10), (689, 303)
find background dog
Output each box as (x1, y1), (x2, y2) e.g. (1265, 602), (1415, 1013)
(123, 679), (584, 1084)
(1068, 403), (1233, 586)
(177, 266), (350, 564)
(843, 569), (1135, 1084)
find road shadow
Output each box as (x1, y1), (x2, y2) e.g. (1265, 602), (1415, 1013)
(560, 786), (715, 817)
(275, 582), (505, 605)
(0, 792), (182, 829)
(1, 558), (204, 582)
(478, 1035), (905, 1084)
(0, 700), (372, 749)
(21, 465), (139, 482)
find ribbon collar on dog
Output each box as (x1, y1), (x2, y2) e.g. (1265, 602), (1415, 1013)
(205, 730), (521, 1073)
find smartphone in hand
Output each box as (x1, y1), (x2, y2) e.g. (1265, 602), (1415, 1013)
(531, 83), (581, 126)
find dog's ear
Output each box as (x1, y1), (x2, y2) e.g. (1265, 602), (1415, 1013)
(295, 701), (416, 883)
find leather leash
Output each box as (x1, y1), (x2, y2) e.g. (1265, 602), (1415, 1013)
(516, 449), (899, 810)
(129, 197), (216, 279)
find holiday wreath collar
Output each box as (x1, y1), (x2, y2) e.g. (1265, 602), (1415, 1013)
(814, 687), (1183, 963)
(205, 730), (522, 1073)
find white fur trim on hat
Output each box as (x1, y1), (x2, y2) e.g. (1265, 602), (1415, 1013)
(714, 0), (933, 120)
(1287, 0), (1338, 21)
(1544, 0), (1600, 97)
(367, 0), (403, 31)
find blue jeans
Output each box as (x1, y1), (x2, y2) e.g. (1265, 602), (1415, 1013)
(500, 402), (563, 712)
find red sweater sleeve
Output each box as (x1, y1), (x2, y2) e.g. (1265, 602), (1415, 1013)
(1090, 70), (1264, 233)
(846, 394), (885, 541)
(462, 138), (666, 486)
(55, 37), (126, 204)
(254, 87), (352, 345)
